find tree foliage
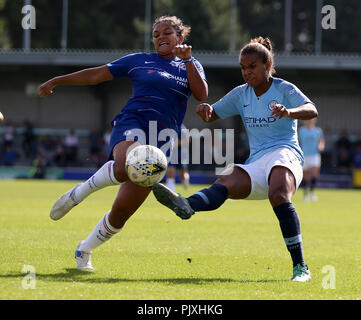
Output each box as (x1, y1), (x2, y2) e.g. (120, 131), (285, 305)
(0, 0), (360, 52)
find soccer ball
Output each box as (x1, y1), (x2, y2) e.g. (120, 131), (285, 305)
(125, 144), (168, 187)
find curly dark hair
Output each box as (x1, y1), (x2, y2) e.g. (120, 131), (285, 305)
(153, 16), (191, 41)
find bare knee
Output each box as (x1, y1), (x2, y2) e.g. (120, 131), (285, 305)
(268, 166), (296, 207)
(269, 188), (291, 208)
(112, 160), (128, 182)
(112, 140), (141, 183)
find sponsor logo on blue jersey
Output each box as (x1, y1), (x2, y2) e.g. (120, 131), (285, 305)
(169, 60), (187, 71)
(245, 117), (276, 127)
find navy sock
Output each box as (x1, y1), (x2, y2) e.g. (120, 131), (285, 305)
(187, 184), (228, 212)
(273, 202), (305, 267)
(310, 177), (317, 191)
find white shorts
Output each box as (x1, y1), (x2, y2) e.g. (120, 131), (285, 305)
(235, 148), (303, 200)
(303, 154), (321, 170)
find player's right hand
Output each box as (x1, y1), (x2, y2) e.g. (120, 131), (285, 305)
(196, 103), (213, 122)
(38, 80), (56, 97)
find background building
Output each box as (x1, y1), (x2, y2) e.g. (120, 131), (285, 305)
(1, 0), (360, 187)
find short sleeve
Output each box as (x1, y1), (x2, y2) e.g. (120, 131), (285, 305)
(212, 86), (242, 119)
(107, 53), (137, 79)
(193, 59), (206, 80)
(282, 82), (313, 109)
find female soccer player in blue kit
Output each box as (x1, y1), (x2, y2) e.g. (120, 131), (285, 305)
(152, 37), (318, 282)
(38, 16), (208, 270)
(298, 118), (325, 202)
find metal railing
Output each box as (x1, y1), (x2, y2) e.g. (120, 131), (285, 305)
(1, 49), (361, 69)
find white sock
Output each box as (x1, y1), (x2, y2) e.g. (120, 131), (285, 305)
(167, 178), (176, 191)
(79, 211), (122, 253)
(183, 172), (190, 188)
(73, 160), (120, 202)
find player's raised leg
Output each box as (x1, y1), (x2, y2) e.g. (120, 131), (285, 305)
(152, 166), (251, 219)
(49, 140), (138, 221)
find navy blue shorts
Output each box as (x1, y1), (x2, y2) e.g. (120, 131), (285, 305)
(108, 112), (176, 160)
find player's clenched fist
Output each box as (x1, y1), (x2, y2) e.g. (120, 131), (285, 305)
(172, 44), (192, 60)
(270, 104), (290, 119)
(196, 103), (213, 122)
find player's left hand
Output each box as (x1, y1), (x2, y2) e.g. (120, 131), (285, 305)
(173, 44), (192, 60)
(270, 104), (290, 119)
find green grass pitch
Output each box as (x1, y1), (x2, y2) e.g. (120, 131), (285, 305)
(0, 179), (360, 300)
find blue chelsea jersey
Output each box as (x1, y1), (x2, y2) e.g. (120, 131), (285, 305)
(213, 77), (313, 164)
(107, 53), (206, 131)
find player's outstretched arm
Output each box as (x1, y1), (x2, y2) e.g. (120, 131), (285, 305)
(38, 65), (114, 97)
(270, 103), (318, 120)
(196, 103), (220, 123)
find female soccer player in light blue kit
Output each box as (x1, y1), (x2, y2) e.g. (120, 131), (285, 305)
(38, 16), (208, 271)
(298, 118), (325, 202)
(152, 37), (318, 282)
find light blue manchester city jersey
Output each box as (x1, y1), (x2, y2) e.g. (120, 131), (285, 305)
(213, 77), (313, 164)
(298, 126), (323, 156)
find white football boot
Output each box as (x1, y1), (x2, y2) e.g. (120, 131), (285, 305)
(291, 264), (311, 282)
(75, 241), (94, 271)
(49, 184), (81, 220)
(303, 193), (310, 202)
(310, 192), (318, 202)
